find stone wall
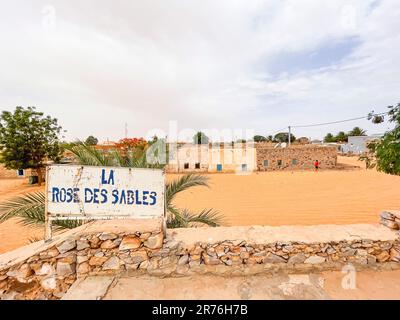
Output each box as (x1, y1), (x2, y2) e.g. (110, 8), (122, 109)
(380, 210), (400, 230)
(255, 144), (338, 171)
(0, 219), (164, 300)
(1, 222), (399, 300)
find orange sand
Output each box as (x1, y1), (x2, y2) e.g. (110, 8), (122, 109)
(0, 179), (44, 254)
(0, 156), (399, 254)
(171, 156), (400, 226)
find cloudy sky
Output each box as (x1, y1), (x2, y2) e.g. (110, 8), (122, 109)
(0, 0), (399, 142)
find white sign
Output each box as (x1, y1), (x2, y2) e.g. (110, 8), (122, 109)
(46, 165), (165, 219)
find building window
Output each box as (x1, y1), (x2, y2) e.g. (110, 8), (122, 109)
(17, 169), (24, 177)
(277, 160), (283, 167)
(184, 163), (190, 169)
(292, 159), (298, 165)
(217, 164), (223, 172)
(195, 163), (200, 169)
(241, 164), (248, 171)
(263, 160), (269, 168)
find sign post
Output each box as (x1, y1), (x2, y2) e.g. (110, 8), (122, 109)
(44, 167), (52, 241)
(44, 165), (165, 241)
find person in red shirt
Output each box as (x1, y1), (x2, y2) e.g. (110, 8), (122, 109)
(314, 160), (320, 171)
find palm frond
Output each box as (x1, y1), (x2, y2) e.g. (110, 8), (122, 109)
(167, 208), (224, 228)
(51, 219), (84, 230)
(0, 192), (45, 223)
(109, 149), (126, 167)
(0, 191), (84, 231)
(166, 174), (209, 206)
(68, 143), (111, 166)
(181, 208), (224, 227)
(166, 205), (187, 228)
(67, 143), (165, 169)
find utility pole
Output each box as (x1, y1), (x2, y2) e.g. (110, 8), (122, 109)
(125, 123), (128, 138)
(288, 126), (292, 147)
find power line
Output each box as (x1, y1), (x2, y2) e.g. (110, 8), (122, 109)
(291, 111), (388, 129)
(267, 111), (389, 141)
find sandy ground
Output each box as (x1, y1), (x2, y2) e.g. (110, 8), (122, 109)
(0, 179), (44, 254)
(63, 269), (400, 300)
(0, 156), (399, 254)
(0, 179), (42, 200)
(172, 156), (400, 227)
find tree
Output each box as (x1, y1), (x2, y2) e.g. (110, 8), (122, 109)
(324, 133), (335, 143)
(348, 127), (367, 137)
(253, 135), (267, 142)
(236, 139), (247, 143)
(362, 104), (400, 175)
(0, 107), (61, 185)
(335, 131), (348, 143)
(115, 138), (148, 155)
(273, 132), (296, 143)
(85, 135), (98, 146)
(193, 132), (210, 145)
(0, 145), (224, 230)
(368, 111), (385, 124)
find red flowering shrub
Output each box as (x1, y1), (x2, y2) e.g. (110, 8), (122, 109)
(115, 138), (148, 153)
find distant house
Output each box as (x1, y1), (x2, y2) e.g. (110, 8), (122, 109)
(296, 137), (310, 145)
(311, 139), (322, 145)
(166, 143), (256, 173)
(0, 164), (46, 180)
(0, 164), (27, 179)
(341, 135), (382, 154)
(256, 144), (337, 171)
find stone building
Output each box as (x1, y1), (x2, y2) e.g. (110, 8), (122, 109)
(255, 144), (337, 171)
(296, 137), (310, 145)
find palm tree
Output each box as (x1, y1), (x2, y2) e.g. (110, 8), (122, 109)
(348, 127), (367, 137)
(0, 143), (223, 231)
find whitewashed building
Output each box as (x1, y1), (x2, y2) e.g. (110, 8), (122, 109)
(341, 135), (382, 154)
(166, 143), (256, 173)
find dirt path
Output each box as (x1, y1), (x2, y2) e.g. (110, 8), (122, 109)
(63, 269), (400, 300)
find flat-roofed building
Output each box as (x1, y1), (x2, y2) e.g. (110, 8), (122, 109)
(341, 135), (382, 154)
(255, 144), (337, 171)
(166, 143), (256, 174)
